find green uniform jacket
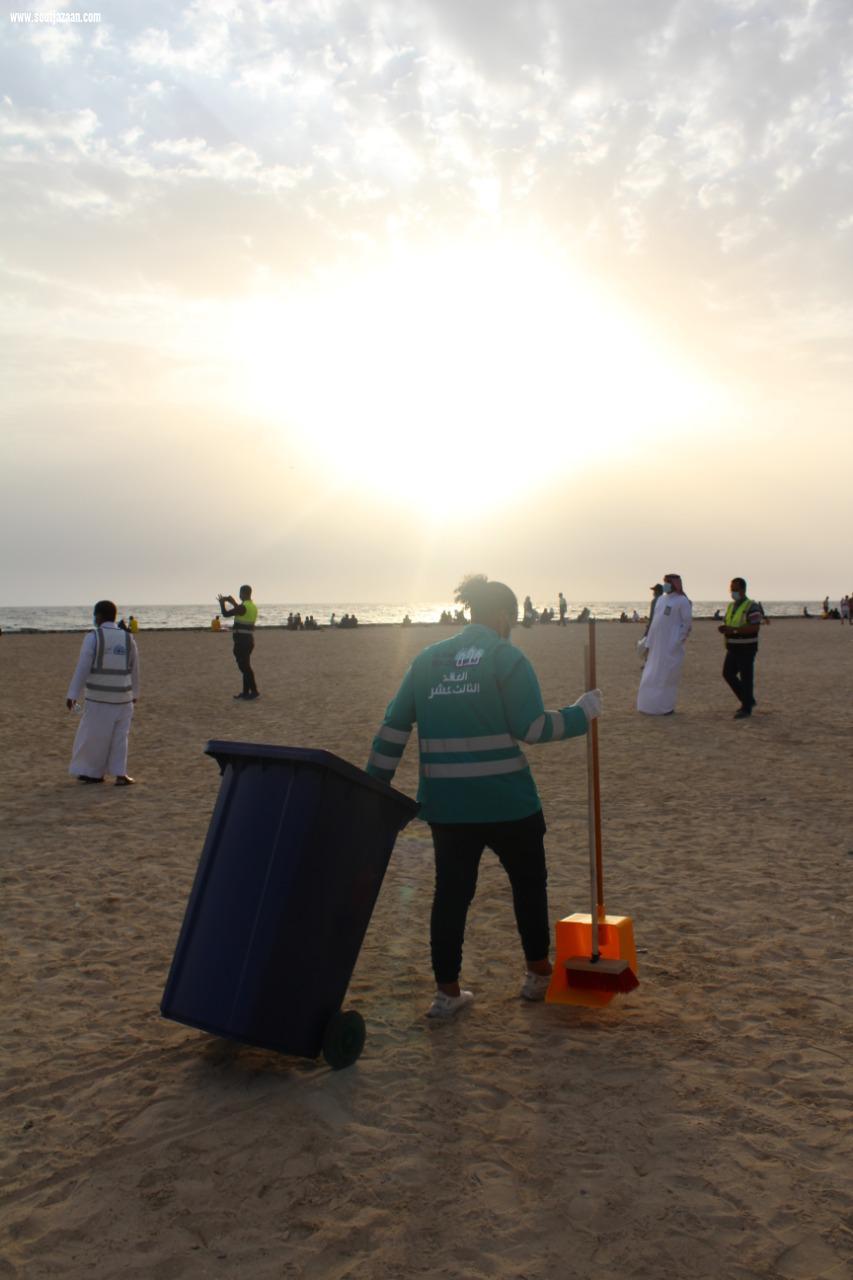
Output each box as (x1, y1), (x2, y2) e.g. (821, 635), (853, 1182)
(366, 623), (588, 824)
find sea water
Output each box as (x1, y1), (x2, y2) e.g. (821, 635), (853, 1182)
(0, 601), (826, 633)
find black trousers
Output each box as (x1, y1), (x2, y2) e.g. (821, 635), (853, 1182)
(722, 645), (757, 710)
(233, 634), (258, 695)
(428, 810), (549, 985)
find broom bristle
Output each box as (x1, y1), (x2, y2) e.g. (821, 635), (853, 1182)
(565, 956), (640, 993)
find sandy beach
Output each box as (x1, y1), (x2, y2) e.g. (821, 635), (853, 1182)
(1, 619), (851, 1280)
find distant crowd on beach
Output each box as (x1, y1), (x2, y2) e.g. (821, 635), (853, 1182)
(808, 594), (853, 621)
(286, 613), (320, 630)
(104, 590), (853, 639)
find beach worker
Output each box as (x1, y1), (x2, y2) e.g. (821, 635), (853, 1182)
(211, 615), (221, 631)
(366, 573), (602, 1020)
(636, 573), (692, 715)
(128, 615), (138, 634)
(719, 577), (763, 719)
(66, 599), (139, 785)
(218, 585), (259, 700)
(644, 584), (664, 637)
(558, 592), (568, 625)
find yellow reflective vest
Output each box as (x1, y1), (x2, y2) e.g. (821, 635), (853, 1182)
(234, 599), (258, 632)
(724, 598), (758, 645)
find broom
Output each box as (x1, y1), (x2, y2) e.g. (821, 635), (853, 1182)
(565, 619), (639, 994)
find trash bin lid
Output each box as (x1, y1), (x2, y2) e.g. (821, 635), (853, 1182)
(205, 739), (419, 814)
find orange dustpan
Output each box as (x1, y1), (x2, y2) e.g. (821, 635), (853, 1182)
(546, 619), (639, 1007)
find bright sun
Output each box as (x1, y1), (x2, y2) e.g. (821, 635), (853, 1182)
(230, 238), (719, 518)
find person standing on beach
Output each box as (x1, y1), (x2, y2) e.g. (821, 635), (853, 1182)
(645, 583), (664, 637)
(719, 577), (763, 719)
(66, 600), (139, 785)
(218, 585), (259, 700)
(366, 573), (602, 1019)
(636, 573), (692, 714)
(558, 592), (568, 625)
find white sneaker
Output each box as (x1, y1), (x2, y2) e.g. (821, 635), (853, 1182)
(426, 989), (474, 1020)
(520, 971), (551, 1002)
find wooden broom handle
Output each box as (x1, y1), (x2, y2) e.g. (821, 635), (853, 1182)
(587, 619), (605, 919)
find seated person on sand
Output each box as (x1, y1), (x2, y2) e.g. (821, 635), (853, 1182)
(211, 615), (221, 631)
(402, 614), (412, 625)
(576, 606), (591, 624)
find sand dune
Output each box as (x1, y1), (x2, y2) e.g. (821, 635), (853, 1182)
(2, 620), (851, 1279)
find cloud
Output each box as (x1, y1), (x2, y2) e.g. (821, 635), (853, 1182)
(2, 0), (853, 600)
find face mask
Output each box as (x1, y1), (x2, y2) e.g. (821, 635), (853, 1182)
(662, 584), (673, 594)
(731, 591), (743, 602)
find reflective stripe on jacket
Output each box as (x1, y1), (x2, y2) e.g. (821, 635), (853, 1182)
(366, 623), (588, 824)
(85, 627), (134, 704)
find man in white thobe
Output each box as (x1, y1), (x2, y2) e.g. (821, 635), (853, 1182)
(66, 600), (140, 784)
(636, 573), (692, 715)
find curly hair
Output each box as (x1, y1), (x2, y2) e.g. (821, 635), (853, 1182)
(454, 574), (518, 626)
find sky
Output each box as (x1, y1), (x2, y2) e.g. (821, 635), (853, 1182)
(2, 0), (852, 605)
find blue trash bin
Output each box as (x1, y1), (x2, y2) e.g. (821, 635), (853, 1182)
(161, 741), (419, 1068)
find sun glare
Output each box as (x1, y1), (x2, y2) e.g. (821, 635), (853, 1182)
(230, 240), (720, 518)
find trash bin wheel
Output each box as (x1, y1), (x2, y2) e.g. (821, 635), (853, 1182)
(322, 1010), (366, 1070)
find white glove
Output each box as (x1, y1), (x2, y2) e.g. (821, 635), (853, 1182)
(636, 638), (648, 654)
(573, 689), (602, 723)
